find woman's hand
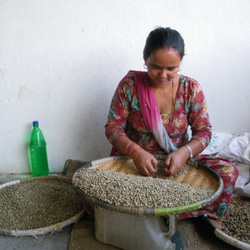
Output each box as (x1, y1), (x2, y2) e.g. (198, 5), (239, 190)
(163, 147), (190, 176)
(132, 149), (158, 176)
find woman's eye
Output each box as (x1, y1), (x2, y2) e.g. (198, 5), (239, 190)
(168, 67), (177, 71)
(152, 65), (160, 69)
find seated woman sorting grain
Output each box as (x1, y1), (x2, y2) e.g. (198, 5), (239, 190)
(104, 27), (238, 220)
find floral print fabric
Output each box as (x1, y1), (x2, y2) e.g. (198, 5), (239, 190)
(105, 71), (238, 219)
(105, 71), (212, 153)
(178, 155), (238, 220)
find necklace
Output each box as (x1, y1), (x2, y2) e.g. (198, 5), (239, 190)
(169, 79), (176, 135)
(161, 80), (176, 126)
(171, 79), (175, 113)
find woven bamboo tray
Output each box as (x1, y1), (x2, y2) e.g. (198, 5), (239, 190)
(205, 196), (250, 250)
(73, 156), (223, 216)
(0, 176), (85, 237)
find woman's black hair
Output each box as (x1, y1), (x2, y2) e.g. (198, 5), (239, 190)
(143, 27), (185, 60)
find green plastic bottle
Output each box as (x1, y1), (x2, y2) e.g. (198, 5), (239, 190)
(29, 121), (49, 176)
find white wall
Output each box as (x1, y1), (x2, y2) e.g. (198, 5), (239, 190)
(0, 0), (250, 173)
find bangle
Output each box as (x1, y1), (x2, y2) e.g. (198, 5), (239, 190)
(131, 147), (143, 159)
(184, 145), (193, 158)
(127, 143), (139, 157)
(125, 142), (134, 154)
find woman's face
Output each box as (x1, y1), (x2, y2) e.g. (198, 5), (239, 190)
(145, 48), (181, 87)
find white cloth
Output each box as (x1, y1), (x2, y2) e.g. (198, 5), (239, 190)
(207, 132), (250, 197)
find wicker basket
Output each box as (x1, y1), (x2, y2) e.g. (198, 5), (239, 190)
(0, 176), (85, 237)
(205, 196), (250, 250)
(73, 156), (223, 216)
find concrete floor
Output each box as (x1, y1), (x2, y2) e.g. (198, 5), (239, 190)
(0, 174), (239, 250)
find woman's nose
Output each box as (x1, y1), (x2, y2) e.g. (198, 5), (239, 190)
(160, 69), (169, 78)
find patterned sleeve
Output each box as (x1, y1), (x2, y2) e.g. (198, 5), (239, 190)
(188, 79), (212, 149)
(105, 73), (135, 146)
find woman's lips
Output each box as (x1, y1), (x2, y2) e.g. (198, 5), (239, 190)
(158, 78), (172, 84)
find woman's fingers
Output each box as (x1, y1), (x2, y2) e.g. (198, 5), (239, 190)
(133, 151), (158, 176)
(145, 158), (158, 174)
(163, 165), (178, 176)
(163, 152), (184, 176)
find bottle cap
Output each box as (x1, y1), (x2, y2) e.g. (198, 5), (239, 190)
(33, 121), (39, 126)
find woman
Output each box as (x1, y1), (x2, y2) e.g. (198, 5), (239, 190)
(105, 27), (238, 220)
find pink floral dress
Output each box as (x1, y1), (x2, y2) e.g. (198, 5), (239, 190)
(105, 71), (238, 220)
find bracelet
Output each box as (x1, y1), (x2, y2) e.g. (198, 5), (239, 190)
(127, 143), (139, 157)
(125, 142), (134, 154)
(184, 145), (193, 158)
(131, 147), (143, 159)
